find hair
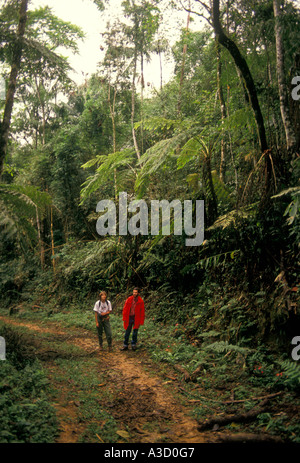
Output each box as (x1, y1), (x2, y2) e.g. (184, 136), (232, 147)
(99, 291), (107, 299)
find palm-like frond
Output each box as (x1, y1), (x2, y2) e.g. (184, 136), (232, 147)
(0, 183), (52, 249)
(207, 204), (258, 231)
(80, 149), (135, 204)
(135, 117), (181, 133)
(135, 133), (186, 197)
(271, 186), (300, 199)
(211, 170), (234, 205)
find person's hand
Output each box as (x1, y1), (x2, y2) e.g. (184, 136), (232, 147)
(96, 322), (99, 328)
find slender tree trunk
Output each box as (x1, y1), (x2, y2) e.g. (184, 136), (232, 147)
(108, 84), (117, 154)
(35, 74), (46, 145)
(273, 0), (297, 153)
(216, 38), (227, 183)
(178, 1), (191, 118)
(0, 0), (28, 178)
(50, 205), (55, 273)
(202, 155), (218, 226)
(140, 51), (144, 156)
(36, 207), (45, 269)
(131, 48), (141, 161)
(224, 64), (238, 193)
(108, 83), (118, 202)
(159, 46), (163, 91)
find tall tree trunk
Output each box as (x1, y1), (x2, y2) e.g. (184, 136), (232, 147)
(211, 0), (272, 198)
(212, 0), (268, 152)
(35, 74), (46, 145)
(158, 46), (163, 91)
(36, 207), (45, 269)
(216, 38), (227, 183)
(177, 1), (191, 118)
(0, 0), (28, 178)
(108, 83), (118, 202)
(140, 51), (144, 156)
(131, 48), (141, 161)
(202, 155), (218, 226)
(226, 85), (238, 195)
(273, 0), (297, 153)
(50, 205), (55, 273)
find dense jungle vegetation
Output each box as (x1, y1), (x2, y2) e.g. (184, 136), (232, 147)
(0, 0), (299, 444)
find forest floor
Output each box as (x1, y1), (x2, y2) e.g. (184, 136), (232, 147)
(0, 312), (298, 444)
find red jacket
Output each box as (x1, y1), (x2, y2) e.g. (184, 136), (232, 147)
(122, 295), (145, 330)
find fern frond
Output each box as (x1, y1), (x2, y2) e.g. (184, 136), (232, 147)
(135, 117), (180, 133)
(203, 340), (253, 355)
(135, 133), (186, 196)
(177, 137), (203, 169)
(81, 155), (107, 170)
(0, 183), (52, 249)
(197, 249), (241, 269)
(208, 203), (258, 231)
(211, 170), (234, 205)
(80, 149), (135, 204)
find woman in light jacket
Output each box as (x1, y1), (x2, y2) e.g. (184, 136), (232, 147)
(93, 291), (113, 351)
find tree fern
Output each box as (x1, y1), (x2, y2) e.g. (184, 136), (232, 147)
(176, 135), (214, 169)
(197, 249), (241, 270)
(134, 134), (186, 197)
(211, 170), (234, 205)
(0, 183), (52, 250)
(80, 148), (135, 204)
(134, 116), (181, 133)
(208, 203), (258, 230)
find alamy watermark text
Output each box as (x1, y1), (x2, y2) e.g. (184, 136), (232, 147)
(292, 76), (300, 101)
(96, 192), (204, 246)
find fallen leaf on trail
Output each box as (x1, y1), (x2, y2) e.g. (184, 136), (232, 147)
(96, 433), (104, 442)
(116, 430), (130, 439)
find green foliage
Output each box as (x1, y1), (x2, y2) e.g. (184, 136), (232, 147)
(54, 240), (111, 295)
(0, 183), (52, 251)
(202, 340), (252, 356)
(135, 135), (183, 196)
(0, 325), (58, 443)
(277, 360), (300, 392)
(80, 148), (136, 204)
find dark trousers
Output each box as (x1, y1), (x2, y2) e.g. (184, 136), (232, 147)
(124, 315), (138, 346)
(96, 314), (112, 347)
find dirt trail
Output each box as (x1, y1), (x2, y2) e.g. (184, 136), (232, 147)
(0, 315), (213, 443)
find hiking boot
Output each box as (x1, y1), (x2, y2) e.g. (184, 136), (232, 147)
(108, 346), (113, 352)
(132, 345), (137, 351)
(120, 346), (128, 351)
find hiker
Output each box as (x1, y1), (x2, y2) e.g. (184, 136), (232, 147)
(120, 287), (145, 351)
(93, 291), (113, 352)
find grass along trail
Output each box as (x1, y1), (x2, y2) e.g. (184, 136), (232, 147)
(1, 313), (295, 443)
(0, 314), (211, 443)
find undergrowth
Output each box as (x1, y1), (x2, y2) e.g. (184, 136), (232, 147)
(0, 324), (58, 443)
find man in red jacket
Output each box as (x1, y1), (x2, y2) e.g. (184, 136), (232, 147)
(120, 287), (145, 351)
